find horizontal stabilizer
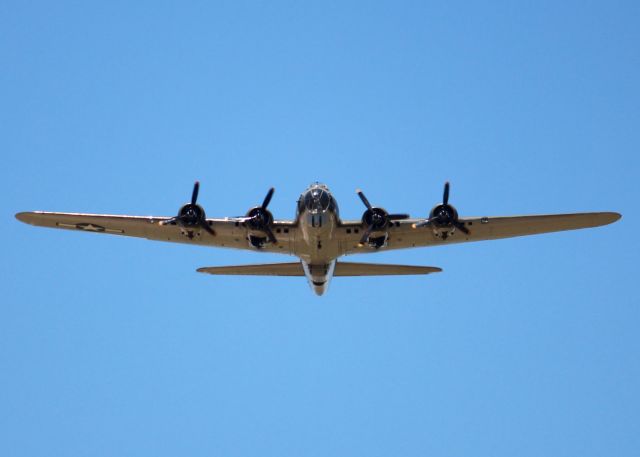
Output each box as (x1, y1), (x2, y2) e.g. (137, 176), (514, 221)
(197, 262), (442, 277)
(334, 262), (441, 276)
(197, 263), (304, 276)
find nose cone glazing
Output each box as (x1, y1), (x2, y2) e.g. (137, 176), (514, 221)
(304, 188), (331, 212)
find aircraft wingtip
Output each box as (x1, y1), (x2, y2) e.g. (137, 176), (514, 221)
(600, 211), (622, 225)
(15, 212), (32, 223)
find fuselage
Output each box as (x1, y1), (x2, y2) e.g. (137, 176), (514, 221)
(295, 183), (342, 295)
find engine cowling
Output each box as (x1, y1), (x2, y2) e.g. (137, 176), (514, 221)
(361, 207), (391, 231)
(413, 182), (469, 239)
(428, 203), (459, 227)
(356, 189), (410, 248)
(176, 203), (207, 227)
(160, 181), (215, 236)
(360, 208), (391, 248)
(245, 206), (274, 231)
(241, 188), (278, 247)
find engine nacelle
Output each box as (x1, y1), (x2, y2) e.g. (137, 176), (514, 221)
(429, 203), (458, 224)
(175, 203), (207, 227)
(360, 208), (391, 248)
(361, 207), (390, 231)
(428, 203), (460, 238)
(160, 182), (215, 237)
(366, 232), (389, 249)
(356, 189), (409, 248)
(413, 182), (468, 240)
(247, 234), (268, 248)
(244, 206), (276, 248)
(245, 206), (274, 230)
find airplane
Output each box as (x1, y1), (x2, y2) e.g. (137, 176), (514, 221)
(15, 181), (621, 295)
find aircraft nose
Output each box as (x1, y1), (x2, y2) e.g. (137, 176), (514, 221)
(304, 188), (331, 212)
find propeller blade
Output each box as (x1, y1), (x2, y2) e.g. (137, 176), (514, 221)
(264, 226), (278, 244)
(199, 219), (216, 236)
(359, 225), (373, 245)
(413, 220), (430, 228)
(261, 187), (275, 209)
(388, 213), (410, 220)
(443, 181), (450, 205)
(356, 189), (373, 210)
(191, 181), (200, 205)
(453, 220), (470, 235)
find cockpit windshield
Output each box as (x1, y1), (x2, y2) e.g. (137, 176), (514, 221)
(298, 184), (338, 215)
(304, 188), (331, 211)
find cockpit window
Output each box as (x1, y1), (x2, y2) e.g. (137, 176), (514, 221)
(304, 188), (331, 211)
(297, 184), (339, 216)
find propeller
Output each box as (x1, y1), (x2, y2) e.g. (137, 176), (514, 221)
(243, 187), (277, 244)
(414, 181), (469, 234)
(191, 180), (200, 206)
(356, 189), (410, 245)
(161, 181), (215, 235)
(443, 180), (450, 206)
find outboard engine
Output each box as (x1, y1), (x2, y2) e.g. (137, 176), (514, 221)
(161, 181), (215, 237)
(414, 182), (469, 239)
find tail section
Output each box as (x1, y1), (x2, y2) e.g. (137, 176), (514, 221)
(197, 263), (304, 276)
(334, 262), (441, 276)
(197, 261), (441, 277)
(197, 261), (441, 296)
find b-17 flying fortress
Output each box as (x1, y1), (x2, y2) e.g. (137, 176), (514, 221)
(16, 181), (621, 295)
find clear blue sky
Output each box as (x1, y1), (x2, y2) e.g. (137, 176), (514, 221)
(2, 1), (638, 456)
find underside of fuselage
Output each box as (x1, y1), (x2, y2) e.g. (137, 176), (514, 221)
(296, 183), (341, 295)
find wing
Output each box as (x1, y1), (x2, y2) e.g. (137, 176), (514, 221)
(15, 211), (297, 255)
(339, 212), (621, 254)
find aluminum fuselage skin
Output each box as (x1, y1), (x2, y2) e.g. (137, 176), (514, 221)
(295, 183), (343, 295)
